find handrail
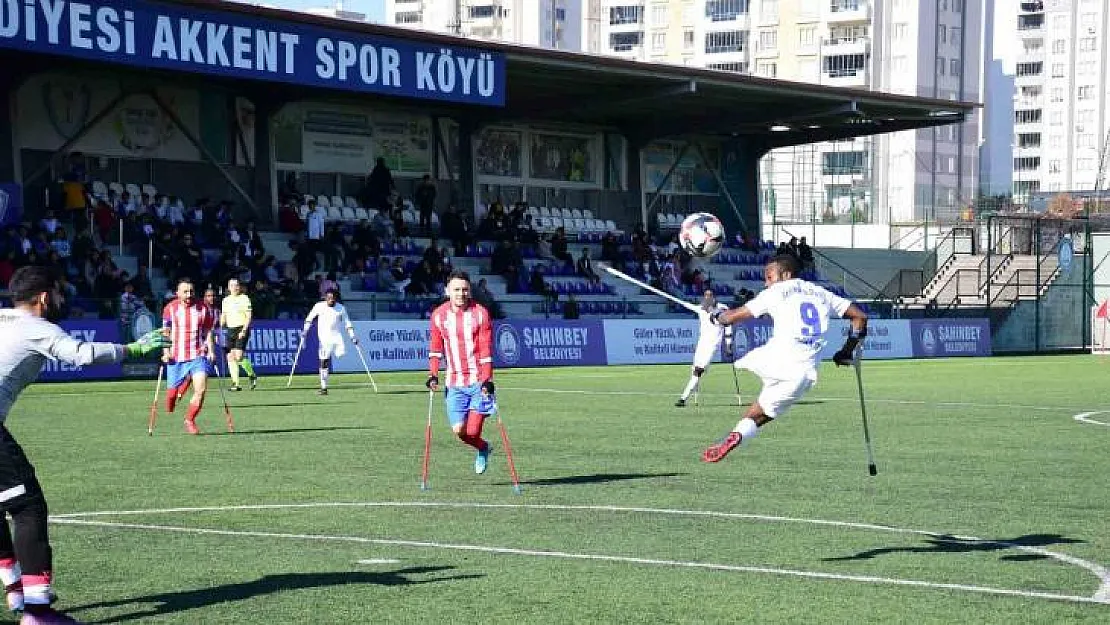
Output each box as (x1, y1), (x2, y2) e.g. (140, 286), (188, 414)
(778, 227), (888, 301)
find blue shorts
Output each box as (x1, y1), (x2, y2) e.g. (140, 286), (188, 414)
(166, 357), (214, 390)
(444, 384), (496, 429)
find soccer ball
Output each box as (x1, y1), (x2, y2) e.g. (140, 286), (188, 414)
(679, 213), (726, 258)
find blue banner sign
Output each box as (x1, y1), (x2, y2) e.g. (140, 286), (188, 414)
(40, 320), (122, 381)
(0, 0), (506, 106)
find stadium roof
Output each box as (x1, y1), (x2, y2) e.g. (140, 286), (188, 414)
(28, 0), (979, 148)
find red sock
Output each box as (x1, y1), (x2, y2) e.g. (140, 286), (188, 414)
(185, 397), (204, 422)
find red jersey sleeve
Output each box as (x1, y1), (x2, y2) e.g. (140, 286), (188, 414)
(476, 305), (493, 381)
(162, 302), (174, 329)
(428, 307), (444, 377)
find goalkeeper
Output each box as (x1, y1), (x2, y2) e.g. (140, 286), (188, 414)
(0, 266), (169, 623)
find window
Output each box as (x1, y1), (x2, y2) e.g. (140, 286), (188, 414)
(1022, 39), (1043, 53)
(468, 5), (500, 19)
(760, 0), (778, 21)
(395, 10), (421, 24)
(951, 27), (961, 47)
(682, 2), (694, 23)
(953, 0), (962, 12)
(609, 32), (643, 51)
(1049, 160), (1061, 174)
(823, 53), (866, 77)
(759, 29), (778, 50)
(1050, 87), (1064, 102)
(1078, 85), (1095, 100)
(1079, 60), (1097, 74)
(1077, 158), (1094, 171)
(1049, 111), (1063, 125)
(1080, 37), (1097, 51)
(609, 6), (643, 25)
(1053, 15), (1067, 32)
(1050, 135), (1063, 148)
(939, 0), (948, 9)
(950, 59), (960, 76)
(1082, 13), (1097, 28)
(705, 30), (747, 54)
(555, 8), (565, 20)
(1020, 85), (1042, 98)
(938, 24), (947, 43)
(1014, 157), (1040, 171)
(1078, 133), (1096, 148)
(651, 32), (666, 51)
(1019, 14), (1045, 30)
(892, 55), (907, 73)
(684, 29), (694, 48)
(1014, 109), (1042, 124)
(705, 0), (749, 21)
(1017, 133), (1041, 148)
(756, 61), (777, 77)
(937, 56), (946, 75)
(798, 26), (816, 47)
(893, 23), (908, 40)
(708, 62), (749, 73)
(822, 151), (867, 176)
(1078, 109), (1095, 124)
(1051, 63), (1065, 77)
(1052, 39), (1066, 54)
(651, 4), (667, 24)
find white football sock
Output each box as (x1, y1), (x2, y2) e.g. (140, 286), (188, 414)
(320, 369), (329, 389)
(732, 417), (760, 443)
(680, 376), (699, 400)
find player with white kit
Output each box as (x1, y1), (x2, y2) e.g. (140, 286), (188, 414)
(301, 289), (359, 395)
(702, 254), (868, 463)
(675, 290), (732, 407)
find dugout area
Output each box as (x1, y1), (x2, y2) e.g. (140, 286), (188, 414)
(0, 0), (975, 238)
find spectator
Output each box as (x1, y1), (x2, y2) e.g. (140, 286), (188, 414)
(376, 256), (396, 292)
(119, 281), (139, 329)
(601, 232), (620, 264)
(536, 234), (554, 261)
(529, 265), (557, 304)
(279, 200), (302, 234)
(415, 174), (437, 231)
(40, 210), (60, 235)
(305, 199), (325, 257)
(406, 259), (437, 295)
(133, 264), (154, 300)
(390, 257), (410, 292)
(576, 248), (598, 280)
(550, 227), (572, 266)
(252, 279), (278, 319)
(176, 233), (203, 283)
(563, 293), (580, 320)
(371, 208), (395, 239)
(365, 157), (395, 210)
(319, 271), (339, 298)
(93, 200), (114, 245)
(798, 236), (814, 270)
(473, 278), (502, 319)
(291, 241), (317, 283)
(0, 251), (14, 288)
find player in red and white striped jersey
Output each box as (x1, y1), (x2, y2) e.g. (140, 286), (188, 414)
(426, 271), (498, 474)
(161, 279), (217, 434)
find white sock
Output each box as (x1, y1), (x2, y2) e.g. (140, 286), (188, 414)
(732, 417), (760, 444)
(320, 369), (329, 389)
(681, 376), (700, 400)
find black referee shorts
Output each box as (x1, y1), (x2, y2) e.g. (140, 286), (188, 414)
(226, 326), (251, 351)
(0, 426), (44, 512)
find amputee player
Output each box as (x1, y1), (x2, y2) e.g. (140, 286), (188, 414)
(0, 266), (168, 624)
(301, 289), (358, 396)
(426, 271), (497, 475)
(675, 290), (733, 407)
(702, 254), (868, 463)
(162, 279), (218, 435)
(221, 279), (257, 391)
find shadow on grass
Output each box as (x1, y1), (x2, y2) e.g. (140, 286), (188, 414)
(229, 401), (365, 408)
(200, 426), (375, 437)
(496, 472), (689, 487)
(822, 533), (1085, 563)
(77, 567), (484, 623)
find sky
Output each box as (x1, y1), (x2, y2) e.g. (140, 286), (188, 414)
(232, 0), (386, 23)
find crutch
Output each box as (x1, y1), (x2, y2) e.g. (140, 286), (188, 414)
(212, 349), (236, 433)
(147, 364), (164, 436)
(352, 342), (379, 392)
(420, 389), (434, 491)
(286, 335), (305, 388)
(492, 404), (523, 495)
(852, 348), (878, 476)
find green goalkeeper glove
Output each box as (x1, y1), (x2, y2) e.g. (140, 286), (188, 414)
(125, 330), (171, 359)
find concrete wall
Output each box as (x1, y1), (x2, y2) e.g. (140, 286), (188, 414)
(814, 247), (929, 298)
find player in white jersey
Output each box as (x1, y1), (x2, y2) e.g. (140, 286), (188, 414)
(701, 254), (868, 463)
(0, 266), (168, 624)
(301, 289), (359, 395)
(675, 290), (733, 407)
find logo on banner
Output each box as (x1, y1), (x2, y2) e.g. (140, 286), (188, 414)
(115, 93), (177, 154)
(733, 327), (750, 356)
(496, 324), (521, 366)
(131, 308), (156, 341)
(1058, 237), (1074, 275)
(42, 80), (92, 141)
(920, 326), (938, 356)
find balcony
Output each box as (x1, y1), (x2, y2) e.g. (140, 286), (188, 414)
(823, 69), (869, 88)
(1020, 1), (1044, 13)
(825, 0), (871, 23)
(821, 36), (869, 56)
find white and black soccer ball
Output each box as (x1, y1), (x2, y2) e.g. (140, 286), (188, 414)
(679, 213), (726, 258)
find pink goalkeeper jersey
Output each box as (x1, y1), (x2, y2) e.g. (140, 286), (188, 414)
(162, 300), (215, 362)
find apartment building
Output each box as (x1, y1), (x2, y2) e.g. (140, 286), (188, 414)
(383, 0), (584, 49)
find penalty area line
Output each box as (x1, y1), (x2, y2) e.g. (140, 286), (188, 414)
(1074, 411), (1110, 427)
(49, 517), (1109, 606)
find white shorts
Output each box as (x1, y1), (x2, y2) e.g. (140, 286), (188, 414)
(318, 339), (346, 361)
(692, 341), (719, 370)
(734, 346), (816, 419)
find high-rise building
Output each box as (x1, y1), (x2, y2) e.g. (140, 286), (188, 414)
(1010, 0), (1109, 202)
(585, 0), (982, 225)
(383, 1), (584, 50)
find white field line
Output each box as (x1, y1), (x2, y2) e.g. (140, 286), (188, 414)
(1074, 411), (1110, 428)
(356, 558), (401, 565)
(50, 501), (1110, 605)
